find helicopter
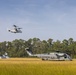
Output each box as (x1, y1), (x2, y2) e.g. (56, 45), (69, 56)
(25, 48), (72, 61)
(8, 25), (22, 33)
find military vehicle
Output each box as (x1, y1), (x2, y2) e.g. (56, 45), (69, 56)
(25, 48), (72, 61)
(8, 25), (22, 33)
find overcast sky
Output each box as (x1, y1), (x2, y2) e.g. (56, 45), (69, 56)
(0, 0), (76, 42)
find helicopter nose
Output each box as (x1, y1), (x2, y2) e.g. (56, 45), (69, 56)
(8, 30), (10, 32)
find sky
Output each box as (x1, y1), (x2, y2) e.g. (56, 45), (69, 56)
(0, 0), (76, 42)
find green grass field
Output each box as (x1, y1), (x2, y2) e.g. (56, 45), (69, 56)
(0, 58), (76, 75)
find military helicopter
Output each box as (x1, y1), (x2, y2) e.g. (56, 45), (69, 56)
(25, 48), (72, 61)
(0, 52), (9, 59)
(8, 25), (22, 33)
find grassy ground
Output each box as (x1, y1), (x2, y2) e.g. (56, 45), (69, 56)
(0, 58), (76, 75)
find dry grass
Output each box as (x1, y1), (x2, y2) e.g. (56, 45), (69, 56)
(0, 58), (76, 75)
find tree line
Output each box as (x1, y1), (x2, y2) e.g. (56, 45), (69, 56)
(0, 38), (76, 58)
